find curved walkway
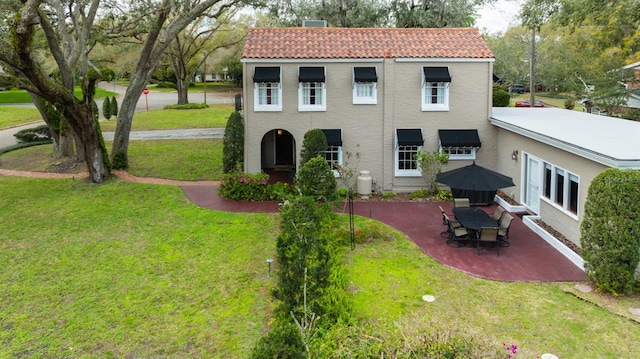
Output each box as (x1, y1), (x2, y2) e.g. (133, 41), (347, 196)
(0, 169), (587, 283)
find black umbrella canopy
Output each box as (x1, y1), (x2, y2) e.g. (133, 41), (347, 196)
(435, 163), (515, 191)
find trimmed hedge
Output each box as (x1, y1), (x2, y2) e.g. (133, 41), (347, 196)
(581, 168), (640, 295)
(163, 103), (209, 110)
(0, 139), (52, 155)
(13, 125), (52, 144)
(493, 89), (510, 107)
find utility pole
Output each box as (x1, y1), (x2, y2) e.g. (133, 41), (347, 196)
(529, 28), (536, 107)
(203, 51), (208, 105)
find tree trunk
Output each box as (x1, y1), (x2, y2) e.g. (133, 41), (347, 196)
(29, 92), (76, 157)
(70, 128), (82, 159)
(111, 83), (145, 168)
(62, 103), (110, 183)
(172, 52), (190, 105)
(176, 77), (189, 105)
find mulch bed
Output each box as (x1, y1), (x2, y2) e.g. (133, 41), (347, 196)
(496, 191), (582, 256)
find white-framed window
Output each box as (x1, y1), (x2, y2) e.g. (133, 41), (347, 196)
(254, 82), (281, 111)
(320, 129), (343, 177)
(299, 82), (326, 110)
(395, 129), (423, 177)
(422, 67), (451, 111)
(353, 66), (378, 104)
(440, 146), (477, 160)
(321, 145), (343, 177)
(542, 162), (579, 216)
(422, 81), (449, 111)
(298, 67), (326, 111)
(437, 129), (480, 160)
(253, 67), (282, 111)
(353, 83), (377, 104)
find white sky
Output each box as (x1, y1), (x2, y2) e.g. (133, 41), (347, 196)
(475, 0), (523, 35)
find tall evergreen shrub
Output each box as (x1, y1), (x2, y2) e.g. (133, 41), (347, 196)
(110, 96), (118, 116)
(273, 195), (349, 323)
(222, 111), (244, 173)
(299, 128), (327, 166)
(102, 96), (112, 120)
(92, 100), (99, 121)
(581, 168), (640, 295)
(294, 156), (338, 202)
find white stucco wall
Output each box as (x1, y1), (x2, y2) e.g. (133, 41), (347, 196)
(495, 127), (609, 246)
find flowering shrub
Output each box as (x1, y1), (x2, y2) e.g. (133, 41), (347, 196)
(218, 172), (270, 201)
(503, 343), (518, 358)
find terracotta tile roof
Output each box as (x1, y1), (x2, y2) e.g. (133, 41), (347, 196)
(242, 27), (494, 60)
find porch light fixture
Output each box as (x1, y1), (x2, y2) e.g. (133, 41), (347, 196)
(511, 150), (518, 161)
(277, 129), (283, 135)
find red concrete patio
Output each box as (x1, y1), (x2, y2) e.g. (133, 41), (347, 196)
(182, 185), (587, 282)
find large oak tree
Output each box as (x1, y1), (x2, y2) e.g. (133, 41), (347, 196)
(1, 0), (110, 183)
(109, 0), (250, 169)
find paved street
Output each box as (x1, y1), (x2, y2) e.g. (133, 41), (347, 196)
(0, 82), (235, 147)
(102, 128), (224, 140)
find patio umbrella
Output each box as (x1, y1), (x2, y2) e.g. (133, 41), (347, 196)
(435, 162), (515, 191)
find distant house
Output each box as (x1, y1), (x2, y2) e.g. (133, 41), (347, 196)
(621, 61), (640, 114)
(241, 27), (495, 192)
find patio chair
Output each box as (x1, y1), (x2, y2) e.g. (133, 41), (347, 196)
(446, 221), (471, 248)
(453, 198), (470, 208)
(498, 213), (514, 242)
(440, 209), (463, 237)
(477, 226), (501, 256)
(439, 205), (448, 225)
(491, 206), (506, 222)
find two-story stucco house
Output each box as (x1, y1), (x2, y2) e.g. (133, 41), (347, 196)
(241, 26), (640, 258)
(241, 27), (495, 192)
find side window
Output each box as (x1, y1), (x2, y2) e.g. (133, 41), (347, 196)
(298, 67), (326, 111)
(320, 129), (342, 177)
(395, 129), (423, 177)
(438, 129), (481, 160)
(422, 67), (451, 111)
(353, 67), (378, 104)
(253, 67), (281, 111)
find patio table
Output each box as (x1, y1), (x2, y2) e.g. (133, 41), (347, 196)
(452, 207), (498, 232)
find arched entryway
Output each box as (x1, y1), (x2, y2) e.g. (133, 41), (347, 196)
(261, 129), (296, 182)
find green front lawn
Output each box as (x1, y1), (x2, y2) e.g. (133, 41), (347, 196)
(0, 87), (116, 104)
(1, 102), (233, 131)
(99, 104), (234, 131)
(0, 107), (42, 129)
(1, 176), (639, 357)
(0, 140), (224, 181)
(0, 177), (276, 357)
